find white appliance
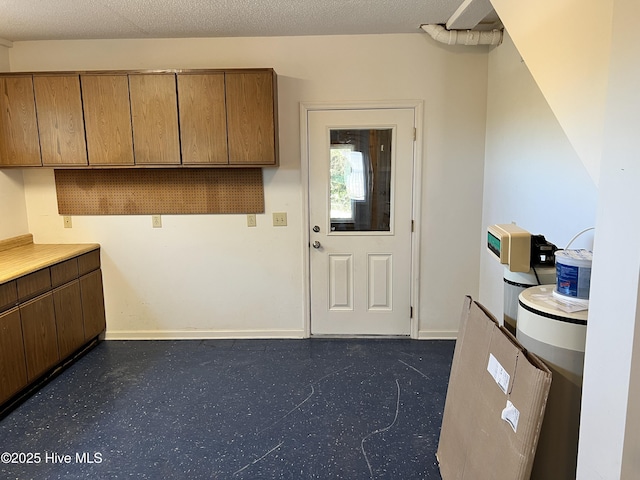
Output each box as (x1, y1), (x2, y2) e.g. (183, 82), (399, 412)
(517, 285), (587, 480)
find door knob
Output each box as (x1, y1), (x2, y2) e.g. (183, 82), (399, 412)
(313, 225), (320, 233)
(312, 241), (322, 249)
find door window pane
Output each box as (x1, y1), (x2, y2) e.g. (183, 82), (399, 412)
(329, 129), (392, 232)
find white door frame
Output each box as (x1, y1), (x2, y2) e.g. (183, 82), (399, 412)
(300, 101), (424, 338)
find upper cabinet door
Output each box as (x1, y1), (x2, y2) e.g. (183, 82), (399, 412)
(81, 75), (134, 166)
(129, 74), (180, 165)
(33, 75), (88, 166)
(0, 76), (42, 166)
(177, 73), (228, 165)
(226, 71), (278, 166)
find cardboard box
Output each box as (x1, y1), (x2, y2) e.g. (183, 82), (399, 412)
(437, 296), (552, 480)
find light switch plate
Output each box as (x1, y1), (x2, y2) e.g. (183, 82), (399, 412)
(152, 215), (162, 228)
(247, 214), (257, 227)
(63, 216), (72, 228)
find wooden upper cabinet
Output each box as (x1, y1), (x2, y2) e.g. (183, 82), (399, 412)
(0, 76), (42, 166)
(177, 73), (228, 165)
(33, 75), (88, 166)
(81, 75), (134, 166)
(129, 74), (180, 165)
(0, 69), (278, 169)
(225, 71), (278, 166)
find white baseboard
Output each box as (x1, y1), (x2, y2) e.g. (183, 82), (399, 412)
(104, 329), (456, 341)
(104, 329), (307, 340)
(417, 330), (458, 340)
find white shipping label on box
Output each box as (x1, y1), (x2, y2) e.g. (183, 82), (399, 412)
(487, 353), (510, 394)
(501, 400), (520, 432)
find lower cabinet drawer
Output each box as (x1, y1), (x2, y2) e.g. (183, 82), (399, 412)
(78, 250), (101, 276)
(17, 269), (52, 303)
(0, 281), (18, 313)
(51, 258), (79, 288)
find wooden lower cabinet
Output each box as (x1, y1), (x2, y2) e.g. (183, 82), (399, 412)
(0, 248), (106, 409)
(53, 280), (85, 359)
(0, 308), (28, 404)
(80, 270), (106, 341)
(20, 292), (60, 381)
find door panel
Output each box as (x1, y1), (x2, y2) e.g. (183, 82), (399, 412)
(0, 308), (28, 404)
(20, 292), (59, 381)
(80, 269), (106, 341)
(81, 74), (135, 166)
(329, 254), (353, 311)
(368, 254), (392, 310)
(226, 71), (276, 165)
(33, 75), (88, 166)
(0, 76), (41, 166)
(308, 108), (414, 336)
(177, 73), (228, 165)
(53, 281), (85, 358)
(129, 74), (180, 165)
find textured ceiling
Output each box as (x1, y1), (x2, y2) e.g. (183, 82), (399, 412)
(0, 0), (500, 42)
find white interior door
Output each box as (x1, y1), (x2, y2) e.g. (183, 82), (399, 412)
(308, 108), (415, 336)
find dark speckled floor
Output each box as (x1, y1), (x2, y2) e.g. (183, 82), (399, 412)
(0, 339), (454, 479)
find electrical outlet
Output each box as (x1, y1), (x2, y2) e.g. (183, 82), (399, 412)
(152, 215), (162, 228)
(273, 212), (287, 227)
(63, 216), (72, 228)
(247, 214), (257, 227)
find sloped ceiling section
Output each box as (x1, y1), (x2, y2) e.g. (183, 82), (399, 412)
(447, 0), (501, 30)
(491, 0), (615, 186)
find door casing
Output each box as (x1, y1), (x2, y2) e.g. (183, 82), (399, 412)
(300, 101), (424, 338)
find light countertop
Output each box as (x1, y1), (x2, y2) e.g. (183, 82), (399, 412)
(0, 234), (100, 284)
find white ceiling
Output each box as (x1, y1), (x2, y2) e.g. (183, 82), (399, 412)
(0, 0), (501, 43)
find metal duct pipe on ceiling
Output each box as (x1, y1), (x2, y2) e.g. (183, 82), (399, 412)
(420, 24), (503, 46)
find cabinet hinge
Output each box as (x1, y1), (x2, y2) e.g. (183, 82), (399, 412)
(410, 306), (414, 319)
(411, 220), (414, 233)
(413, 128), (417, 141)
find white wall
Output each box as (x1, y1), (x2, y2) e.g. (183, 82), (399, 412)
(10, 34), (488, 339)
(0, 170), (28, 239)
(480, 31), (597, 319)
(0, 45), (9, 70)
(578, 0), (640, 477)
(490, 0), (613, 185)
(0, 45), (29, 240)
